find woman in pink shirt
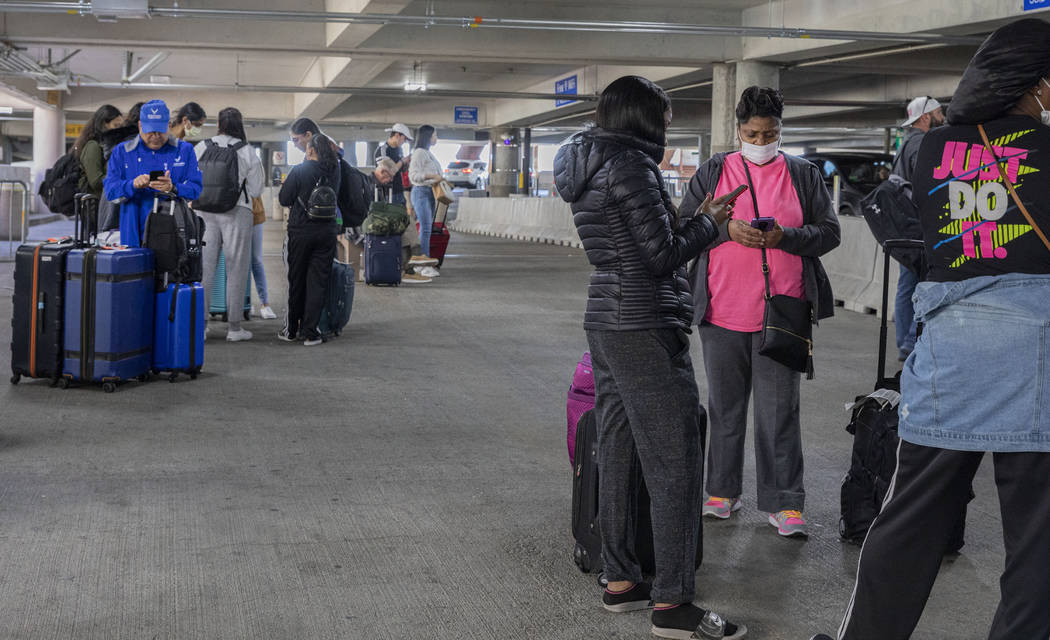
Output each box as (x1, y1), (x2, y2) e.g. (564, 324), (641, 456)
(680, 87), (841, 538)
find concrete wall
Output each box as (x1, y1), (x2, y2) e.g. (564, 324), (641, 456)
(450, 197), (902, 319)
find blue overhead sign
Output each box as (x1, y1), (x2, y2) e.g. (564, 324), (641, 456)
(454, 105), (478, 125)
(555, 75), (578, 107)
(1025, 0), (1049, 10)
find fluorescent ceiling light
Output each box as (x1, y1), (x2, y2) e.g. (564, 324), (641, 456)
(149, 75), (171, 84)
(404, 82), (427, 92)
(0, 106), (13, 114)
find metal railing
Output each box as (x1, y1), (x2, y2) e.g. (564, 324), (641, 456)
(1, 179), (29, 258)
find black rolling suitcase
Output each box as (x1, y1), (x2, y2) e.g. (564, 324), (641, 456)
(10, 194), (95, 386)
(10, 239), (76, 385)
(571, 407), (705, 581)
(839, 240), (968, 551)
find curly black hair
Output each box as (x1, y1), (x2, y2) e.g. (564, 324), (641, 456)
(735, 86), (784, 124)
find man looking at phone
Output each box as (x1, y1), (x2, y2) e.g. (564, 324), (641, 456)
(104, 99), (203, 247)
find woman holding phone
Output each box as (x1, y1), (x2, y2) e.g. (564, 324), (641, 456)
(680, 86), (840, 538)
(555, 75), (745, 639)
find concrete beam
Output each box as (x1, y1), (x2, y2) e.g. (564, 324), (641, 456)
(740, 0), (1021, 62)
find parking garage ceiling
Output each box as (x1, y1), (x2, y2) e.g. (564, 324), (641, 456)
(0, 0), (1043, 148)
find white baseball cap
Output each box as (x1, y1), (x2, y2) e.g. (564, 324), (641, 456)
(901, 96), (942, 127)
(387, 123), (414, 140)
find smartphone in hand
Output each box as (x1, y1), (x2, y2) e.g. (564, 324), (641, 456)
(724, 184), (748, 205)
(750, 217), (776, 232)
(149, 170), (165, 181)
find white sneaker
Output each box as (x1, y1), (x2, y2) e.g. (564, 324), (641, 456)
(260, 305), (277, 320)
(226, 328), (253, 342)
(303, 337), (323, 346)
(420, 266), (440, 278)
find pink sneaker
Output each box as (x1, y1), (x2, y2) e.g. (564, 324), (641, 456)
(769, 510), (808, 537)
(702, 496), (742, 519)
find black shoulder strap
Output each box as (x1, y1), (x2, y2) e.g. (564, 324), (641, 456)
(205, 139), (216, 149)
(740, 157), (773, 301)
(231, 140), (248, 152)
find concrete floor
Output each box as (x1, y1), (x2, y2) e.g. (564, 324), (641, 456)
(0, 223), (1003, 640)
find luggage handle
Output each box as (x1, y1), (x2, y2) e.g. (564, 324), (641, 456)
(879, 239), (925, 384)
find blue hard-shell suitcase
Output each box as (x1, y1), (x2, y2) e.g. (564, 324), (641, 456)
(209, 250), (252, 321)
(62, 247), (154, 392)
(318, 259), (355, 338)
(154, 282), (205, 382)
(364, 234), (402, 286)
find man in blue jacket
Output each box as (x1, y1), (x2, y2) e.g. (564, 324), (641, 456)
(104, 99), (202, 247)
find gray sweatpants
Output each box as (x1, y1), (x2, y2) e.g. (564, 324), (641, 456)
(200, 207), (253, 332)
(698, 322), (805, 513)
(586, 328), (704, 605)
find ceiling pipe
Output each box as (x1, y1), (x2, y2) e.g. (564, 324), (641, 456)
(0, 2), (986, 46)
(69, 80), (910, 109)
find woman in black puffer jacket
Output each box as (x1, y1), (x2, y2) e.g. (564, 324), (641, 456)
(554, 76), (744, 640)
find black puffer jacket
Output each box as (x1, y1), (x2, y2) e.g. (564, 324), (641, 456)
(554, 128), (720, 331)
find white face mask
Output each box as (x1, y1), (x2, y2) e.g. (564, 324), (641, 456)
(740, 138), (780, 165)
(184, 124), (203, 138)
(1036, 79), (1050, 126)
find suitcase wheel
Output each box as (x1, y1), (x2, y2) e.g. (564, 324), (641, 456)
(168, 374), (179, 384)
(137, 373), (150, 383)
(190, 370), (199, 380)
(243, 310), (251, 321)
(10, 374), (20, 385)
(838, 517), (848, 539)
(102, 382), (117, 394)
(221, 313), (229, 322)
(596, 571), (608, 588)
(151, 368), (160, 376)
(573, 543), (593, 573)
(58, 378), (70, 390)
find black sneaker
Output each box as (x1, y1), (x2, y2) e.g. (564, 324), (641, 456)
(651, 603), (747, 639)
(601, 582), (653, 613)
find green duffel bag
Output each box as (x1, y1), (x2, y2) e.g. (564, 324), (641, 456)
(362, 201), (410, 236)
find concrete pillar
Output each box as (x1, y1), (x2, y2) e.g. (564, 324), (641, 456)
(735, 61), (780, 95)
(710, 63), (737, 156)
(489, 128), (520, 198)
(366, 141), (379, 166)
(341, 140), (357, 166)
(32, 105), (65, 214)
(521, 128), (532, 195)
(698, 134), (711, 164)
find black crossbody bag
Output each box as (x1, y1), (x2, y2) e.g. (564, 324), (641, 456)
(741, 158), (815, 379)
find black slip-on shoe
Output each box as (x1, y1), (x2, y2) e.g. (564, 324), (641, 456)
(651, 603), (747, 639)
(601, 582), (653, 613)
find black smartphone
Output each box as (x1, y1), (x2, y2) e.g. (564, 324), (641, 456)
(750, 216), (776, 231)
(724, 184), (748, 205)
(149, 170), (164, 181)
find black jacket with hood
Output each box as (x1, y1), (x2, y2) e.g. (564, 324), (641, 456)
(680, 151), (841, 325)
(554, 128), (720, 331)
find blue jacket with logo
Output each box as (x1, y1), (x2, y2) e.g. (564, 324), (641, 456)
(899, 273), (1050, 452)
(103, 135), (203, 247)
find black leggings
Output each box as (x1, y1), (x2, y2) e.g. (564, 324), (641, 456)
(287, 226), (335, 340)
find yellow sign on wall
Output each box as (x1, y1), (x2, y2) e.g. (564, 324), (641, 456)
(65, 123), (84, 138)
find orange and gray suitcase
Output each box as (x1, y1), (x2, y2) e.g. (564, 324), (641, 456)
(10, 239), (76, 386)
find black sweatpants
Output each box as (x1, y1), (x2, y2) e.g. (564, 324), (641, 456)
(586, 328), (704, 605)
(838, 441), (1050, 640)
(287, 226), (336, 341)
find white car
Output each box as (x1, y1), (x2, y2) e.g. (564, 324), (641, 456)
(444, 161), (487, 189)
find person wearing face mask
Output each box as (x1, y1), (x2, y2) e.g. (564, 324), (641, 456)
(103, 99), (203, 247)
(890, 96), (946, 361)
(170, 102), (206, 141)
(680, 86), (840, 539)
(810, 18), (1050, 640)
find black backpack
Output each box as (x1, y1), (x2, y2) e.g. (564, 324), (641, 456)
(195, 139), (247, 213)
(300, 175), (337, 221)
(859, 175), (924, 274)
(39, 150), (82, 216)
(144, 197), (205, 284)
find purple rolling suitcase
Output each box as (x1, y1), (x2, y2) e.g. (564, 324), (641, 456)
(566, 352), (595, 466)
